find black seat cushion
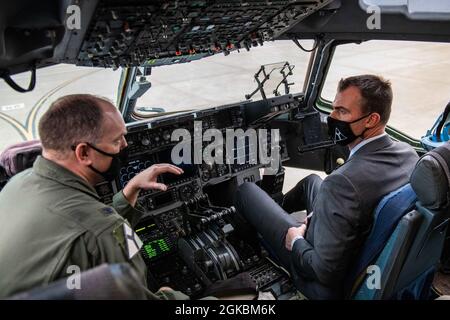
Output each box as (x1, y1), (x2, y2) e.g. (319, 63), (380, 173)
(411, 148), (450, 210)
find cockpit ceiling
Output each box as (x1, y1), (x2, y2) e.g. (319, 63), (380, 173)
(0, 0), (334, 76)
(75, 0), (333, 69)
(2, 0), (450, 77)
(284, 0), (450, 42)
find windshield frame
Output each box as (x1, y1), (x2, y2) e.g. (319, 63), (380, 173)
(118, 39), (318, 124)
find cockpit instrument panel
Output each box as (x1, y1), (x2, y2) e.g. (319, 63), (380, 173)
(74, 0), (333, 68)
(97, 99), (294, 298)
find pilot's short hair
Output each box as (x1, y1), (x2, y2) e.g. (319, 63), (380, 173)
(38, 94), (112, 153)
(337, 75), (393, 124)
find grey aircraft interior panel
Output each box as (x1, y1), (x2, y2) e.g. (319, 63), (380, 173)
(360, 0), (450, 21)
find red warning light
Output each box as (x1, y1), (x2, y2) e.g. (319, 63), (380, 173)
(123, 21), (131, 33)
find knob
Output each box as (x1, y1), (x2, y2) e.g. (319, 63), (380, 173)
(154, 136), (160, 142)
(194, 283), (202, 291)
(201, 172), (211, 181)
(141, 138), (150, 146)
(112, 42), (121, 52)
(163, 131), (171, 141)
(94, 42), (104, 52)
(109, 47), (117, 56)
(203, 260), (213, 271)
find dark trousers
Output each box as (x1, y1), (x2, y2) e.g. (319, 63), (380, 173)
(282, 174), (323, 214)
(233, 175), (323, 269)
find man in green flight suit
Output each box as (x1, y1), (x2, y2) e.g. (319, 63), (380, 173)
(0, 94), (188, 299)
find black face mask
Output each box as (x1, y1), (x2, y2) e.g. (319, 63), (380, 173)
(327, 114), (371, 146)
(86, 143), (129, 182)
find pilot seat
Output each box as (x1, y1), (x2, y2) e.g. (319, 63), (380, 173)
(0, 140), (42, 190)
(348, 143), (450, 299)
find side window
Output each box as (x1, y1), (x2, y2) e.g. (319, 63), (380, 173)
(0, 66), (122, 151)
(321, 40), (450, 139)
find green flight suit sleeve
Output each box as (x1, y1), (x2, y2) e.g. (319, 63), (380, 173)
(112, 190), (145, 227)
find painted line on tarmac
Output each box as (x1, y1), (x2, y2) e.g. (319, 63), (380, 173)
(0, 69), (102, 142)
(0, 103), (25, 112)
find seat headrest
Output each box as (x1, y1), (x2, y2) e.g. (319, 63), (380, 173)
(411, 151), (449, 210)
(0, 140), (42, 177)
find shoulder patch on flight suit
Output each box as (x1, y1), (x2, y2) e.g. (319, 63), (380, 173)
(113, 223), (143, 259)
(113, 223), (125, 248)
(99, 207), (114, 215)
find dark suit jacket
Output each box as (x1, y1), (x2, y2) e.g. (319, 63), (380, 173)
(291, 135), (419, 299)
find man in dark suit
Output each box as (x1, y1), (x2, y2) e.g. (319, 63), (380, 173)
(234, 75), (419, 299)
